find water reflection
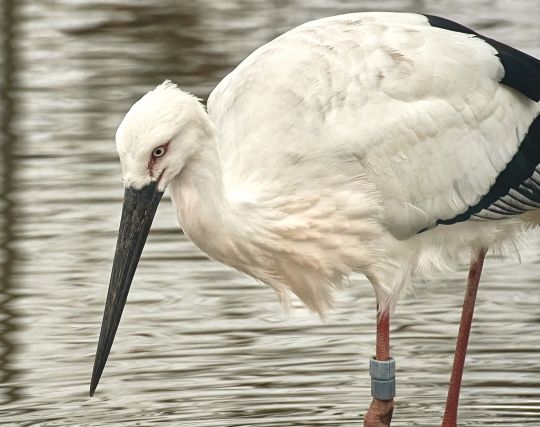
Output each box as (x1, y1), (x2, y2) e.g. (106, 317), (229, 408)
(0, 0), (21, 406)
(0, 0), (539, 425)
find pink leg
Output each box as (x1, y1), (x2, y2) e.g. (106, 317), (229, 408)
(442, 248), (488, 427)
(364, 310), (394, 427)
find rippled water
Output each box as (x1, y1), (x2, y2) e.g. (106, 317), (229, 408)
(0, 1), (539, 426)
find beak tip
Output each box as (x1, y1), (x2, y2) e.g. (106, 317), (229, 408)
(89, 379), (98, 397)
(90, 366), (101, 397)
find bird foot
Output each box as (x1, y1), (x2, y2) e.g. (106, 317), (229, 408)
(364, 398), (394, 427)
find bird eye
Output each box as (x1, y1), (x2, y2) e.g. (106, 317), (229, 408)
(152, 146), (166, 158)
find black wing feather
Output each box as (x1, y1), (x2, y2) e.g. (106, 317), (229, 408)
(424, 15), (540, 102)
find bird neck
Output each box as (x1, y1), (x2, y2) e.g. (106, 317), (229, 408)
(168, 128), (229, 259)
(180, 136), (223, 201)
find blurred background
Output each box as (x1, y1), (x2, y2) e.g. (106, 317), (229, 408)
(0, 0), (539, 426)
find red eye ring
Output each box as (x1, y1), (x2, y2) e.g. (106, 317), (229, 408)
(152, 146), (166, 158)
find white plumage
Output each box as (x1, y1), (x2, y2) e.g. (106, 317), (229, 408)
(91, 13), (540, 422)
(116, 12), (540, 314)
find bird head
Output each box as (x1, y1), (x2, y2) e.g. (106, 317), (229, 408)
(90, 81), (211, 396)
(116, 80), (212, 192)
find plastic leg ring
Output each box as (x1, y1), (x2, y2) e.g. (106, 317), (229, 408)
(369, 357), (395, 400)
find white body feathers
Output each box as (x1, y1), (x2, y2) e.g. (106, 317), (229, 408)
(117, 12), (540, 314)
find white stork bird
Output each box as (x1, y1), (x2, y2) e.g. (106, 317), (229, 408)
(90, 12), (540, 427)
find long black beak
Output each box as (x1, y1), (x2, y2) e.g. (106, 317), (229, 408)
(90, 181), (163, 396)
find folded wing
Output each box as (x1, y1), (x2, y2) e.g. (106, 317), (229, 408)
(208, 12), (540, 239)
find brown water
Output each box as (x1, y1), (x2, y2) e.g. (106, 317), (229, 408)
(1, 1), (539, 426)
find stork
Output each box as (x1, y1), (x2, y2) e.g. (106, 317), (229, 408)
(89, 12), (540, 427)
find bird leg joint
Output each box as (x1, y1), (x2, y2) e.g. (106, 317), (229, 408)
(370, 357), (395, 400)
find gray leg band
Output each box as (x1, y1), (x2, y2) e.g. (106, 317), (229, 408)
(369, 357), (395, 400)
